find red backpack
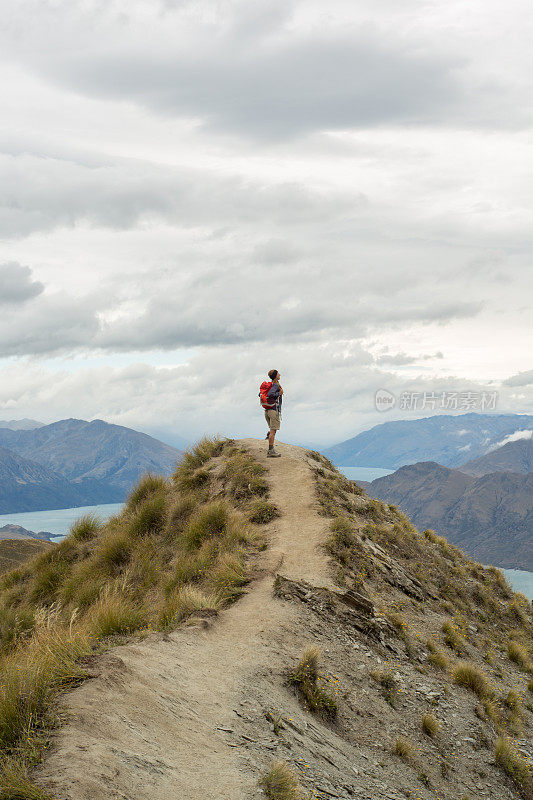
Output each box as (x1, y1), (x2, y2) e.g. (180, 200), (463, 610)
(259, 381), (276, 409)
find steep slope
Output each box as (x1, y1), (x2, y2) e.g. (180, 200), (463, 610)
(0, 446), (122, 513)
(0, 440), (529, 800)
(324, 412), (533, 468)
(366, 462), (533, 570)
(461, 436), (533, 476)
(0, 538), (53, 574)
(0, 418), (182, 495)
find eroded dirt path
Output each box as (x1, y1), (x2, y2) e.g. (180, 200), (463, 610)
(36, 439), (331, 800)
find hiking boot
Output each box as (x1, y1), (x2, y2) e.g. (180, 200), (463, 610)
(267, 448), (281, 458)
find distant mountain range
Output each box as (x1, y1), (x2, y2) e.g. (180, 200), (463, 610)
(360, 438), (533, 571)
(324, 413), (533, 469)
(0, 418), (43, 431)
(0, 524), (54, 542)
(0, 419), (183, 513)
(460, 435), (533, 477)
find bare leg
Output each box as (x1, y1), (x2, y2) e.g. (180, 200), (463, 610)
(268, 430), (276, 447)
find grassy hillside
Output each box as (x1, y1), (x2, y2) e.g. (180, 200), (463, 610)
(0, 540), (53, 576)
(0, 439), (531, 800)
(0, 437), (272, 798)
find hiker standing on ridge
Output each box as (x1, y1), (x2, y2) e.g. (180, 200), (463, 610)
(259, 369), (283, 458)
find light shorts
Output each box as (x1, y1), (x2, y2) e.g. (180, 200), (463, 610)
(264, 409), (281, 431)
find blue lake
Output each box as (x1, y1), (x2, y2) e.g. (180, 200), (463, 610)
(339, 466), (393, 482)
(0, 503), (124, 541)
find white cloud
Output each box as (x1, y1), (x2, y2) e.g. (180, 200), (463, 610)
(0, 0), (531, 440)
(489, 429), (533, 451)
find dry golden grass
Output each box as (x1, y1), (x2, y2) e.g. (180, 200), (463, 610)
(0, 435), (267, 799)
(87, 588), (147, 638)
(260, 760), (301, 800)
(495, 737), (533, 799)
(507, 640), (533, 674)
(394, 736), (415, 762)
(421, 712), (440, 737)
(442, 619), (467, 655)
(289, 646), (337, 719)
(453, 661), (494, 699)
(371, 667), (399, 706)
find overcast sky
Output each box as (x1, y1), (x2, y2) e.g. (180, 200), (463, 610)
(0, 0), (532, 446)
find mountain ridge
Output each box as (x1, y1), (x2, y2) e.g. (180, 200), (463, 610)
(365, 461), (533, 570)
(0, 418), (183, 512)
(324, 412), (533, 468)
(1, 437), (529, 800)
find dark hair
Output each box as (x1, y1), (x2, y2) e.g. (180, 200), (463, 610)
(268, 369), (278, 380)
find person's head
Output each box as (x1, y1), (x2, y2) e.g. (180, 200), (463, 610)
(268, 369), (279, 382)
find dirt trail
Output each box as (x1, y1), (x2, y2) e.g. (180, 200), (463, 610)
(37, 439), (332, 800)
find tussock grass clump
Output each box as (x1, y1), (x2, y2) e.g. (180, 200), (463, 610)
(221, 449), (268, 500)
(453, 661), (494, 699)
(0, 622), (90, 753)
(128, 492), (167, 537)
(158, 585), (220, 628)
(88, 589), (146, 638)
(260, 760), (301, 800)
(127, 474), (167, 510)
(371, 667), (399, 706)
(495, 737), (533, 798)
(70, 513), (102, 542)
(388, 611), (407, 632)
(0, 758), (52, 799)
(442, 619), (467, 655)
(289, 646), (337, 720)
(394, 736), (415, 762)
(426, 639), (451, 671)
(504, 689), (521, 712)
(166, 494), (196, 534)
(248, 500), (280, 524)
(96, 531), (132, 572)
(183, 501), (231, 549)
(508, 640), (533, 674)
(422, 712), (440, 737)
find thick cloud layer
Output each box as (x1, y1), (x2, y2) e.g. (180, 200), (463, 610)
(0, 0), (531, 441)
